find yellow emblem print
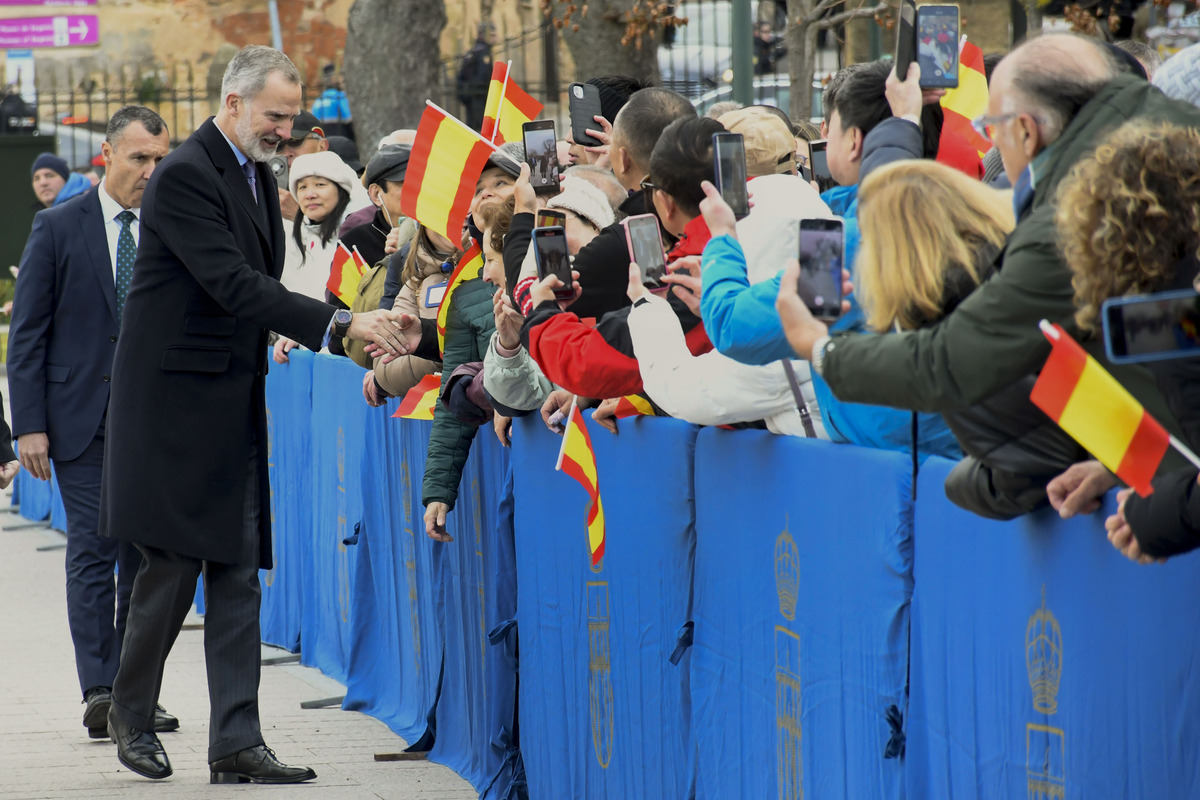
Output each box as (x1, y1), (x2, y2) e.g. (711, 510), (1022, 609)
(775, 626), (803, 800)
(1026, 586), (1062, 715)
(587, 581), (614, 768)
(774, 519), (799, 622)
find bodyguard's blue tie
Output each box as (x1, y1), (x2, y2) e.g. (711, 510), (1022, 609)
(115, 209), (137, 327)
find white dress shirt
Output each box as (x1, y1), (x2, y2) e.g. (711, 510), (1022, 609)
(96, 180), (140, 279)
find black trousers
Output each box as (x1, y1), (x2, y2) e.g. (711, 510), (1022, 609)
(54, 419), (142, 696)
(110, 449), (264, 762)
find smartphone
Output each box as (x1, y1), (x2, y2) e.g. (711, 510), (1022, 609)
(569, 82), (604, 148)
(712, 132), (750, 220)
(1102, 289), (1200, 364)
(622, 214), (667, 287)
(532, 225), (573, 300)
(894, 0), (918, 80)
(808, 140), (834, 193)
(536, 209), (566, 228)
(522, 120), (560, 196)
(267, 155), (288, 192)
(916, 4), (960, 89)
(797, 218), (844, 321)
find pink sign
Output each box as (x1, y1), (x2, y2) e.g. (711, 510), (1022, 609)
(0, 14), (98, 47)
(0, 1), (96, 6)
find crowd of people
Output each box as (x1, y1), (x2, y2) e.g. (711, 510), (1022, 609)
(9, 28), (1200, 787)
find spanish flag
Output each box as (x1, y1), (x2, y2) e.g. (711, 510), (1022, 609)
(555, 398), (606, 567)
(938, 39), (990, 177)
(393, 373), (442, 421)
(326, 242), (365, 305)
(1030, 322), (1169, 497)
(436, 243), (484, 356)
(480, 60), (544, 144)
(400, 101), (497, 243)
(613, 394), (656, 419)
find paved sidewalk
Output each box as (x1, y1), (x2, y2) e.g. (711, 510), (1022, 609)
(0, 507), (476, 800)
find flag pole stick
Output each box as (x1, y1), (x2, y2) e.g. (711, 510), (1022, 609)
(425, 100), (502, 153)
(554, 396), (578, 471)
(351, 245), (369, 271)
(1169, 435), (1200, 471)
(491, 60), (512, 144)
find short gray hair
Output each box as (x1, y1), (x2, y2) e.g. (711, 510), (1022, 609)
(106, 105), (167, 144)
(220, 45), (301, 102)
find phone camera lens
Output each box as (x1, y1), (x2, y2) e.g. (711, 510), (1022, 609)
(572, 86), (583, 99)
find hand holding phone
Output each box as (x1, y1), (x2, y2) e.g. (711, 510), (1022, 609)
(1102, 288), (1200, 363)
(522, 120), (560, 196)
(894, 0), (918, 81)
(569, 82), (604, 148)
(622, 214), (667, 287)
(797, 218), (845, 321)
(533, 225), (573, 300)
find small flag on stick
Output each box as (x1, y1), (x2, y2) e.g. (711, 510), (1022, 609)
(326, 242), (365, 305)
(555, 398), (606, 567)
(613, 395), (656, 419)
(480, 60), (544, 144)
(435, 243), (483, 357)
(393, 373), (442, 421)
(1029, 321), (1200, 497)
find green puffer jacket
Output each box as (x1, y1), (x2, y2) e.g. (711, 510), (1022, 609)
(822, 75), (1200, 474)
(422, 277), (497, 510)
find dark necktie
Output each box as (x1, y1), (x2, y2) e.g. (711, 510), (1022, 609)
(242, 159), (258, 204)
(115, 209), (137, 327)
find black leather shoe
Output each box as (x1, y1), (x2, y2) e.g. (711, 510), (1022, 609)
(152, 704), (179, 733)
(210, 744), (316, 784)
(108, 709), (172, 780)
(83, 687), (112, 739)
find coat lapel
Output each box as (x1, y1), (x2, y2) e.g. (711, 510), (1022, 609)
(78, 188), (118, 323)
(196, 120), (270, 246)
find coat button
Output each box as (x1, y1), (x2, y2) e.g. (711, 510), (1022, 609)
(109, 335), (118, 342)
(102, 375), (111, 382)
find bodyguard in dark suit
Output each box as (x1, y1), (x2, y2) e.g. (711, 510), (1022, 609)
(7, 106), (178, 739)
(101, 46), (418, 784)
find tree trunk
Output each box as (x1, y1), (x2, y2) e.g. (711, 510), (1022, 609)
(344, 0), (447, 153)
(787, 0), (817, 122)
(551, 0), (661, 85)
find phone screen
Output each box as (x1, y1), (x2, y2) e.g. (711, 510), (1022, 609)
(916, 5), (960, 89)
(523, 121), (560, 195)
(1103, 289), (1200, 362)
(798, 219), (844, 320)
(808, 141), (833, 192)
(533, 226), (573, 297)
(536, 209), (566, 228)
(713, 133), (750, 219)
(625, 214), (667, 286)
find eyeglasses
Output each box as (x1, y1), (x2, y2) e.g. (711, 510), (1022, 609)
(284, 133), (320, 148)
(970, 112), (1042, 143)
(639, 179), (659, 194)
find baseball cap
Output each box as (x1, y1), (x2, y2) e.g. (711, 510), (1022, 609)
(718, 106), (796, 177)
(287, 110), (326, 144)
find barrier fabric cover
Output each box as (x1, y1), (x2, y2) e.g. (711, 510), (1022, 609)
(261, 349), (315, 651)
(512, 414), (697, 800)
(907, 457), (1200, 800)
(691, 428), (911, 800)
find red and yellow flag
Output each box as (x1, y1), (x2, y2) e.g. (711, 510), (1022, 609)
(436, 243), (483, 357)
(938, 39), (990, 177)
(326, 242), (365, 305)
(480, 60), (544, 144)
(556, 400), (606, 567)
(613, 395), (656, 419)
(1030, 322), (1169, 497)
(400, 102), (497, 242)
(393, 373), (442, 421)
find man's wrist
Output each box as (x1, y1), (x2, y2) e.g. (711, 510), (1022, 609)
(810, 334), (833, 375)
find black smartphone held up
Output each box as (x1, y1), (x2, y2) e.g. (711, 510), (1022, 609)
(569, 82), (604, 148)
(797, 218), (845, 321)
(916, 4), (960, 89)
(536, 209), (566, 229)
(808, 140), (834, 193)
(522, 120), (560, 196)
(622, 213), (667, 287)
(712, 131), (750, 220)
(1102, 289), (1200, 364)
(894, 0), (918, 80)
(532, 225), (574, 300)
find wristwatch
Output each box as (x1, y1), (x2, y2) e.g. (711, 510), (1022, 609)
(810, 334), (833, 375)
(332, 308), (353, 338)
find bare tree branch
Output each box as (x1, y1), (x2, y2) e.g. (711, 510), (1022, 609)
(810, 2), (887, 31)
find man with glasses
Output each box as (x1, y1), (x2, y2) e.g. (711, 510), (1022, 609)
(276, 110), (328, 222)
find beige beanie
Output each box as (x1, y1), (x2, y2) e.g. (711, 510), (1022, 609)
(288, 151), (360, 199)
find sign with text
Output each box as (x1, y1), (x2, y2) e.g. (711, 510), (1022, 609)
(0, 14), (97, 48)
(0, 1), (96, 6)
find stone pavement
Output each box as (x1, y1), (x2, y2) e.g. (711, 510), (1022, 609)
(0, 505), (477, 800)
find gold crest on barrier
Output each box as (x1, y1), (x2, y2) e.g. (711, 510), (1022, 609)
(775, 519), (800, 622)
(587, 581), (614, 768)
(775, 626), (803, 800)
(1025, 585), (1065, 800)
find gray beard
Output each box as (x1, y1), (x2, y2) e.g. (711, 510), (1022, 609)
(235, 112), (279, 162)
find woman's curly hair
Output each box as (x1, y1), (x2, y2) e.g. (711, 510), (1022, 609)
(1056, 120), (1200, 331)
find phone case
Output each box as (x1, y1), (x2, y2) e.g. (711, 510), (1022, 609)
(533, 226), (574, 298)
(569, 82), (604, 148)
(895, 0), (918, 79)
(622, 215), (666, 285)
(916, 5), (960, 89)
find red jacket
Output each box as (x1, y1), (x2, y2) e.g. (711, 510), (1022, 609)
(523, 216), (713, 399)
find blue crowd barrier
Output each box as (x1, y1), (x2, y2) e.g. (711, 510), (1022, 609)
(259, 353), (1200, 800)
(907, 457), (1200, 799)
(512, 414), (697, 799)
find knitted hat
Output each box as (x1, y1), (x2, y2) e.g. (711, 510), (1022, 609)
(485, 140), (525, 178)
(288, 151), (360, 199)
(547, 176), (615, 231)
(718, 107), (796, 178)
(1153, 43), (1200, 107)
(31, 152), (69, 181)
